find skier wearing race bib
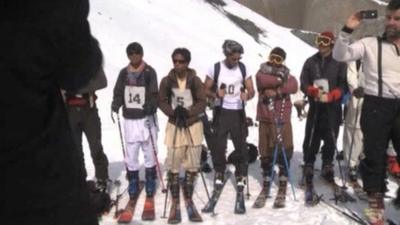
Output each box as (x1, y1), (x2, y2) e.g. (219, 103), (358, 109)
(111, 42), (159, 201)
(158, 48), (206, 223)
(204, 39), (255, 214)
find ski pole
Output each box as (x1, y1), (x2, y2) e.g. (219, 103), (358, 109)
(116, 113), (129, 172)
(161, 119), (179, 218)
(344, 98), (361, 187)
(147, 116), (167, 193)
(185, 125), (211, 202)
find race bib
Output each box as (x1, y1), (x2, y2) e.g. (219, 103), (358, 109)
(171, 88), (193, 109)
(124, 86), (145, 109)
(314, 79), (329, 93)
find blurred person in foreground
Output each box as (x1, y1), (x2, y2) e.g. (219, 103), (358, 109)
(333, 0), (400, 224)
(1, 1), (103, 224)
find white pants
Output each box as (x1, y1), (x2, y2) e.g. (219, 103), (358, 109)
(124, 116), (158, 171)
(343, 125), (364, 168)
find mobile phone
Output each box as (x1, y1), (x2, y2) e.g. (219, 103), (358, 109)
(360, 10), (378, 19)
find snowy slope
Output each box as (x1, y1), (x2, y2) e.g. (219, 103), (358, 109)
(83, 0), (399, 224)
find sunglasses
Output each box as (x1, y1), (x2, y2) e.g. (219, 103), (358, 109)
(173, 59), (186, 64)
(315, 35), (332, 46)
(269, 54), (284, 64)
(229, 55), (242, 62)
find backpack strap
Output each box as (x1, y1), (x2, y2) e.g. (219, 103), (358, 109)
(377, 37), (383, 97)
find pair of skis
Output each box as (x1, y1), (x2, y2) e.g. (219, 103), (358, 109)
(202, 170), (247, 215)
(116, 181), (155, 223)
(252, 184), (287, 208)
(167, 182), (203, 223)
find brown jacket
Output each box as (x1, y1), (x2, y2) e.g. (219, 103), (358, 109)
(256, 63), (298, 123)
(159, 68), (206, 126)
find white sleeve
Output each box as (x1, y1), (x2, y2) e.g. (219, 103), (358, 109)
(332, 31), (365, 62)
(206, 64), (215, 80)
(347, 61), (359, 92)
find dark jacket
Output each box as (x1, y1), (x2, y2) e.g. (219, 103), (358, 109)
(159, 69), (206, 126)
(1, 0), (99, 224)
(300, 52), (347, 126)
(256, 63), (298, 123)
(112, 64), (158, 119)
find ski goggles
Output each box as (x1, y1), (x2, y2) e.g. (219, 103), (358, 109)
(315, 35), (332, 47)
(269, 53), (284, 65)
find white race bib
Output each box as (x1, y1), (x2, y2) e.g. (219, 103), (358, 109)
(124, 86), (146, 109)
(171, 88), (193, 109)
(314, 79), (329, 93)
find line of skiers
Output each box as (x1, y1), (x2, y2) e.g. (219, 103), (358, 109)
(63, 1), (400, 224)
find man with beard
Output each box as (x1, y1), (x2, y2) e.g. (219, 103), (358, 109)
(1, 0), (102, 225)
(333, 0), (400, 224)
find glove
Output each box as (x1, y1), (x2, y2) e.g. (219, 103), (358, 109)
(174, 105), (189, 128)
(142, 102), (157, 115)
(320, 88), (342, 103)
(352, 87), (364, 99)
(306, 86), (320, 98)
(111, 102), (119, 113)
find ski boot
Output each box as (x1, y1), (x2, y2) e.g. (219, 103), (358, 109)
(214, 171), (225, 189)
(127, 170), (140, 199)
(142, 166), (156, 221)
(168, 173), (181, 224)
(145, 166), (156, 197)
(304, 164), (320, 206)
(365, 192), (384, 225)
(183, 171), (202, 222)
(273, 175), (287, 208)
(234, 176), (246, 214)
(321, 163), (335, 183)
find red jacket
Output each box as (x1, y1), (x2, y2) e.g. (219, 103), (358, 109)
(256, 64), (298, 123)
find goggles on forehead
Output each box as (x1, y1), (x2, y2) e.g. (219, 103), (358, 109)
(315, 35), (332, 47)
(269, 53), (284, 64)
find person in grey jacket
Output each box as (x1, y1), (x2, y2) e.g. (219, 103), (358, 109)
(332, 0), (400, 223)
(63, 68), (109, 190)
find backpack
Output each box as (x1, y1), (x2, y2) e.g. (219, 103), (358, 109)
(212, 61), (246, 91)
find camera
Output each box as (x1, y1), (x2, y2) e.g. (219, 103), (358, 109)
(360, 10), (378, 19)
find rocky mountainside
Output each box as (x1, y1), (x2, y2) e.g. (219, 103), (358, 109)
(235, 0), (389, 38)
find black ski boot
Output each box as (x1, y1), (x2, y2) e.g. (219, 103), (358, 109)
(234, 176), (246, 214)
(214, 171), (225, 189)
(168, 173), (181, 224)
(127, 170), (140, 199)
(321, 163), (335, 183)
(183, 172), (202, 222)
(304, 164), (319, 206)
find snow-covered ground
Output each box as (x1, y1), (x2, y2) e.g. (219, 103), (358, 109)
(83, 0), (399, 224)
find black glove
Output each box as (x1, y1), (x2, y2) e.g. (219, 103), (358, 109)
(111, 102), (119, 113)
(352, 87), (364, 99)
(174, 105), (189, 128)
(142, 102), (157, 115)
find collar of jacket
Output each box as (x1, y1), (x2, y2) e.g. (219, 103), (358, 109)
(166, 68), (197, 87)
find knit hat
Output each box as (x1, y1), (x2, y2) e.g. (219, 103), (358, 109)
(320, 31), (335, 42)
